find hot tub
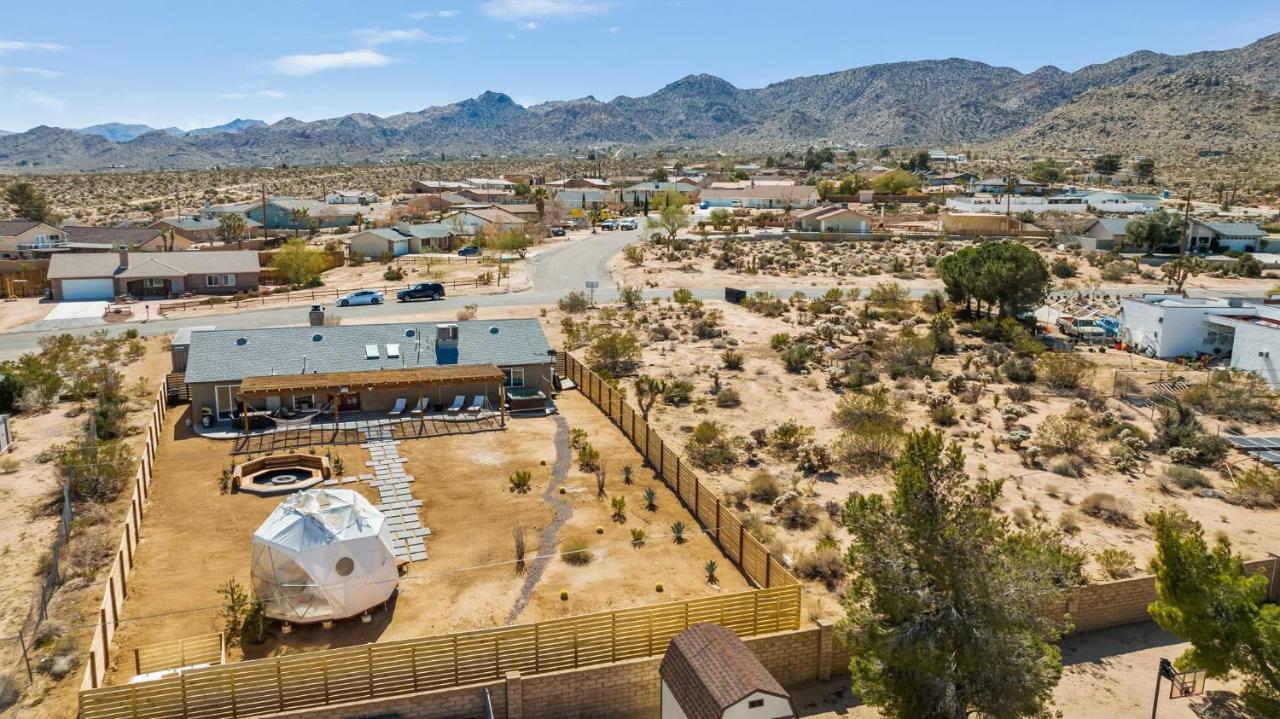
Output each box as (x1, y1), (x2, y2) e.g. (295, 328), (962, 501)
(506, 388), (547, 412)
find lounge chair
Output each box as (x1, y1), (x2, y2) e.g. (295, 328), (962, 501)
(445, 395), (465, 416)
(388, 398), (407, 417)
(466, 395), (486, 415)
(410, 397), (428, 415)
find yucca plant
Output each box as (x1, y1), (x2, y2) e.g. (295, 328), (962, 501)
(611, 495), (626, 521)
(644, 487), (658, 511)
(671, 521), (687, 544)
(513, 526), (527, 575)
(595, 465), (607, 497)
(508, 469), (532, 494)
(705, 560), (719, 585)
(623, 465), (633, 484)
(630, 528), (646, 547)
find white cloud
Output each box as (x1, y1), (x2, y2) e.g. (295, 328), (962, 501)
(481, 0), (613, 22)
(407, 9), (460, 19)
(218, 89), (285, 100)
(0, 66), (63, 78)
(609, 25), (621, 34)
(353, 28), (466, 45)
(274, 49), (393, 76)
(520, 21), (539, 31)
(0, 40), (66, 54)
(13, 88), (66, 112)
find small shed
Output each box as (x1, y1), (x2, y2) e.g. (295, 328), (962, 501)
(170, 325), (217, 372)
(660, 623), (795, 719)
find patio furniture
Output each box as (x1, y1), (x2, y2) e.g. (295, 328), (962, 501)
(410, 397), (428, 415)
(466, 396), (485, 415)
(445, 396), (465, 416)
(388, 398), (408, 417)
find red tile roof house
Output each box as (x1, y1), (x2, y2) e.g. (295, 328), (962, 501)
(46, 248), (262, 301)
(660, 623), (796, 719)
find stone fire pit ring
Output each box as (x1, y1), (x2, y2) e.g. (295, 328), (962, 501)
(233, 454), (331, 496)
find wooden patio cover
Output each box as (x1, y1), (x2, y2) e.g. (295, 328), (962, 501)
(238, 364), (505, 397)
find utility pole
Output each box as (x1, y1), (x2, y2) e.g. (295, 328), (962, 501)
(1180, 186), (1193, 255)
(261, 182), (269, 240)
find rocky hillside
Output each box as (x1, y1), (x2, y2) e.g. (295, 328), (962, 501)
(1, 32), (1277, 171)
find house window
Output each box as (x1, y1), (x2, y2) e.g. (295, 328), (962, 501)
(206, 274), (235, 287)
(748, 698), (765, 709)
(502, 368), (525, 388)
(143, 278), (167, 289)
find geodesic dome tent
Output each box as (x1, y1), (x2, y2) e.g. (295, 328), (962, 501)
(250, 488), (399, 624)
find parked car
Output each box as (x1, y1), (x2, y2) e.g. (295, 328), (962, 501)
(619, 219), (638, 231)
(396, 282), (446, 302)
(599, 220), (618, 231)
(550, 227), (566, 237)
(458, 245), (482, 257)
(337, 289), (384, 307)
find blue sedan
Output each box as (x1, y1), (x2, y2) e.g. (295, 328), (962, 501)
(336, 289), (384, 307)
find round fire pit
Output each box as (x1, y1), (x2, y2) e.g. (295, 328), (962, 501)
(234, 455), (331, 496)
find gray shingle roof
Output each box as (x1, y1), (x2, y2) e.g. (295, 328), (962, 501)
(0, 220), (40, 236)
(1206, 222), (1265, 238)
(1092, 218), (1133, 237)
(183, 319), (553, 385)
(47, 250), (261, 280)
(62, 226), (163, 247)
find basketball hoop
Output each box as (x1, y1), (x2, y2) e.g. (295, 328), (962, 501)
(1168, 668), (1206, 699)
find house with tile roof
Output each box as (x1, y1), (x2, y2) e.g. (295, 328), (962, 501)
(659, 623), (795, 719)
(46, 248), (261, 300)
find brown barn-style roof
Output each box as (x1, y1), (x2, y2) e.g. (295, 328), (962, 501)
(239, 364), (504, 396)
(659, 623), (791, 719)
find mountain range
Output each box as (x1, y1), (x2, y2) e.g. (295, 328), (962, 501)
(1, 32), (1277, 171)
(74, 119), (268, 142)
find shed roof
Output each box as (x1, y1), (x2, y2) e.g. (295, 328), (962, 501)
(659, 623), (789, 719)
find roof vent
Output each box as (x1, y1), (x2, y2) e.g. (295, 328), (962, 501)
(489, 326), (500, 334)
(405, 329), (416, 337)
(312, 334), (323, 342)
(364, 344), (379, 360)
(386, 343), (401, 358)
(235, 337), (247, 346)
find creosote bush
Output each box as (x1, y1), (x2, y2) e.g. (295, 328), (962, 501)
(1095, 547), (1136, 579)
(560, 534), (593, 565)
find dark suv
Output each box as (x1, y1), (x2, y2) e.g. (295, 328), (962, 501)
(396, 282), (446, 302)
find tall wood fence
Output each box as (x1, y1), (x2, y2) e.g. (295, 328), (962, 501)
(0, 259), (49, 297)
(80, 378), (168, 691)
(562, 353), (799, 591)
(132, 633), (224, 676)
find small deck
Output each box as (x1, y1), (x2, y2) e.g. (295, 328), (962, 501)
(225, 411), (507, 454)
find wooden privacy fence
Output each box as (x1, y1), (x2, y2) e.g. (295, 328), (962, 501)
(0, 259), (49, 297)
(81, 378), (168, 691)
(133, 633), (224, 676)
(78, 587), (799, 719)
(562, 353), (799, 590)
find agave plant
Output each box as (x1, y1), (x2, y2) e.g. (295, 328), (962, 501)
(705, 560), (719, 585)
(644, 487), (658, 511)
(508, 469), (532, 494)
(611, 495), (626, 521)
(671, 520), (687, 544)
(630, 528), (646, 547)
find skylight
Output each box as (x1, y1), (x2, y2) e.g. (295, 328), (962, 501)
(364, 344), (379, 360)
(386, 343), (401, 358)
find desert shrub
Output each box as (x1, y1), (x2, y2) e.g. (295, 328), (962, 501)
(796, 548), (847, 590)
(577, 443), (601, 471)
(769, 332), (792, 351)
(881, 334), (936, 379)
(560, 534), (593, 565)
(508, 469), (532, 493)
(1109, 444), (1139, 473)
(929, 402), (958, 426)
(774, 495), (821, 529)
(1182, 370), (1280, 423)
(558, 291), (590, 313)
(1004, 384), (1034, 403)
(569, 427), (588, 448)
(1080, 492), (1136, 527)
(1163, 465), (1210, 490)
(1228, 465), (1280, 507)
(585, 331), (642, 375)
(747, 470), (783, 503)
(721, 349), (745, 370)
(1152, 403), (1230, 466)
(1050, 257), (1078, 278)
(686, 421), (736, 471)
(1057, 510), (1082, 534)
(795, 442), (833, 475)
(1000, 357), (1038, 384)
(833, 420), (902, 470)
(919, 289), (946, 314)
(663, 379), (694, 405)
(781, 343), (817, 373)
(832, 388), (901, 430)
(1036, 416), (1094, 457)
(1095, 548), (1136, 579)
(769, 420), (814, 459)
(1049, 455), (1087, 478)
(56, 438), (134, 503)
(1099, 260), (1131, 282)
(1035, 352), (1094, 390)
(715, 386), (741, 408)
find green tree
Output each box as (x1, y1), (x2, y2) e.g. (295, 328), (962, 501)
(585, 331), (642, 376)
(871, 169), (922, 195)
(1161, 255), (1206, 294)
(803, 146), (836, 172)
(904, 150), (930, 172)
(1148, 510), (1280, 712)
(216, 212), (247, 247)
(494, 228), (534, 258)
(271, 238), (326, 285)
(288, 206), (311, 238)
(1092, 154), (1121, 175)
(3, 181), (56, 223)
(1134, 157), (1156, 182)
(839, 429), (1082, 719)
(838, 174), (869, 196)
(708, 208), (734, 230)
(1123, 210), (1183, 255)
(647, 193), (689, 242)
(1029, 161), (1063, 184)
(936, 242), (1050, 318)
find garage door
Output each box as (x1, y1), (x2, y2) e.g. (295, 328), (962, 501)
(60, 278), (116, 300)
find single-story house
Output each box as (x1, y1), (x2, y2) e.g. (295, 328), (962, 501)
(1119, 294), (1280, 386)
(555, 188), (609, 210)
(410, 179), (474, 194)
(348, 223), (458, 258)
(150, 213), (262, 244)
(1187, 219), (1272, 254)
(924, 171), (977, 187)
(47, 249), (261, 301)
(456, 188), (516, 204)
(547, 177), (611, 190)
(792, 205), (872, 233)
(0, 220), (66, 259)
(620, 181), (700, 206)
(659, 623), (795, 719)
(245, 198), (360, 230)
(444, 207), (526, 236)
(969, 177), (1045, 195)
(182, 318), (555, 424)
(465, 178), (517, 191)
(700, 186), (819, 210)
(1070, 218), (1135, 251)
(62, 225), (191, 253)
(325, 190), (378, 205)
(491, 203), (540, 222)
(941, 213), (1024, 235)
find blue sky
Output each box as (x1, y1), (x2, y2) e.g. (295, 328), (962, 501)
(1, 0), (1277, 133)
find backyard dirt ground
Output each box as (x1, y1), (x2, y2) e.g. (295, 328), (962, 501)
(100, 391), (746, 685)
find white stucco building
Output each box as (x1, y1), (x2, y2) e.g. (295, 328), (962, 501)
(1119, 294), (1280, 386)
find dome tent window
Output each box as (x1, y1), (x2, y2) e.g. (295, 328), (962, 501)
(335, 556), (355, 576)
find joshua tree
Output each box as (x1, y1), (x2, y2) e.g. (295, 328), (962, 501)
(635, 375), (667, 421)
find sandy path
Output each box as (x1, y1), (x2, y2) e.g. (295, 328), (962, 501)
(506, 415), (573, 624)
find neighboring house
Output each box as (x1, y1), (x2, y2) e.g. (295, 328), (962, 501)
(456, 188), (516, 204)
(700, 186), (818, 210)
(0, 220), (66, 259)
(444, 207), (526, 236)
(555, 188), (609, 210)
(410, 179), (474, 194)
(620, 181), (700, 205)
(792, 205), (873, 233)
(925, 171), (977, 187)
(465, 178), (516, 191)
(1187, 219), (1272, 254)
(969, 177), (1045, 195)
(47, 249), (261, 300)
(1071, 218), (1135, 251)
(182, 318), (555, 422)
(547, 177), (611, 190)
(1119, 294), (1280, 386)
(941, 213), (1024, 235)
(325, 190), (378, 205)
(946, 193), (1148, 215)
(348, 223), (457, 258)
(150, 214), (261, 244)
(62, 225), (191, 253)
(492, 203), (540, 223)
(245, 198), (359, 230)
(659, 623), (795, 719)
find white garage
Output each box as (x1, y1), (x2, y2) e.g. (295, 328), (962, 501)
(59, 278), (116, 301)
